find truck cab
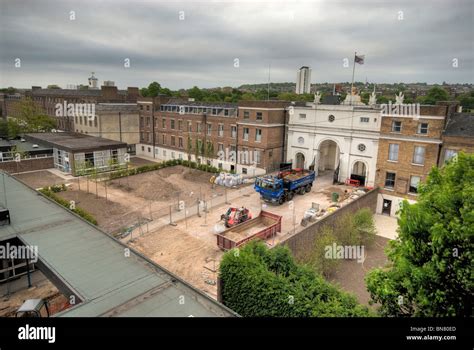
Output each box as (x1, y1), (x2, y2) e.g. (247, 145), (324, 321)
(255, 169), (315, 205)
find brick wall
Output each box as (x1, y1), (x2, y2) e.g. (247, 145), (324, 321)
(0, 157), (54, 174)
(278, 189), (378, 260)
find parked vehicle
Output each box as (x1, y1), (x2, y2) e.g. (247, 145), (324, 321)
(216, 211), (282, 250)
(254, 168), (316, 205)
(220, 207), (252, 228)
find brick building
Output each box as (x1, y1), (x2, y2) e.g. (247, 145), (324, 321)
(375, 103), (455, 216)
(439, 112), (474, 165)
(136, 98), (289, 175)
(72, 103), (139, 155)
(2, 85), (139, 132)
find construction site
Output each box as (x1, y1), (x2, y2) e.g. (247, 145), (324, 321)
(2, 158), (390, 315)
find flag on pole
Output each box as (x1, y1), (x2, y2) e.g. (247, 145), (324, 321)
(355, 54), (365, 65)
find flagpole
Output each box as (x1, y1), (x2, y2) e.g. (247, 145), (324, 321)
(350, 51), (356, 106)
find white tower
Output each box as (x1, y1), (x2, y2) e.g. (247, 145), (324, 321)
(295, 66), (312, 94)
(88, 72), (98, 89)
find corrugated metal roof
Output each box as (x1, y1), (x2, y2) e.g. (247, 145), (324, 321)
(0, 173), (236, 317)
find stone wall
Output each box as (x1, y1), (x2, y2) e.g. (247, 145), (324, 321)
(278, 188), (378, 259)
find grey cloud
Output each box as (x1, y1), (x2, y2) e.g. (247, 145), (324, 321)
(0, 0), (472, 89)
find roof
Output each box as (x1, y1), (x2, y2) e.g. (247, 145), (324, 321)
(163, 99), (237, 109)
(25, 133), (127, 152)
(30, 89), (129, 97)
(96, 103), (138, 113)
(444, 113), (474, 137)
(0, 139), (52, 153)
(0, 173), (236, 317)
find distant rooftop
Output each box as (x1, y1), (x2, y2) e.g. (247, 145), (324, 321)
(0, 173), (236, 317)
(25, 133), (127, 152)
(163, 98), (237, 109)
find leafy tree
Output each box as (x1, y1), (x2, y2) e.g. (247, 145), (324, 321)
(147, 82), (161, 97)
(241, 93), (256, 101)
(419, 86), (450, 105)
(457, 91), (474, 111)
(188, 86), (203, 101)
(366, 153), (473, 316)
(219, 242), (371, 317)
(47, 84), (61, 89)
(9, 98), (56, 135)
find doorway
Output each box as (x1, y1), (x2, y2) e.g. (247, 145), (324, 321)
(382, 199), (392, 216)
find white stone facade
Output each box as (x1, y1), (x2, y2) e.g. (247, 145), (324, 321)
(286, 102), (381, 187)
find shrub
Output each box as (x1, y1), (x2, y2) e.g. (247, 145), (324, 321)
(308, 226), (340, 278)
(219, 241), (371, 317)
(39, 189), (98, 225)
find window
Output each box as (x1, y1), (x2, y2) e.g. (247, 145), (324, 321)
(255, 129), (262, 142)
(328, 115), (335, 122)
(385, 172), (396, 188)
(171, 152), (175, 159)
(444, 149), (457, 163)
(358, 143), (366, 152)
(243, 128), (249, 141)
(171, 119), (175, 129)
(94, 116), (97, 127)
(179, 137), (183, 148)
(141, 146), (144, 151)
(255, 150), (261, 164)
(409, 176), (420, 194)
(392, 120), (402, 132)
(244, 111), (250, 119)
(218, 124), (224, 137)
(413, 146), (425, 165)
(388, 144), (399, 161)
(140, 105), (143, 110)
(242, 167), (248, 174)
(417, 123), (428, 135)
(207, 123), (212, 136)
(162, 119), (166, 129)
(162, 134), (166, 145)
(148, 147), (151, 153)
(197, 122), (202, 133)
(178, 120), (183, 130)
(146, 105), (150, 111)
(171, 136), (176, 146)
(231, 126), (237, 138)
(188, 121), (192, 132)
(89, 119), (92, 127)
(360, 117), (369, 123)
(299, 113), (306, 119)
(218, 143), (224, 153)
(224, 109), (229, 116)
(256, 112), (263, 120)
(297, 137), (304, 144)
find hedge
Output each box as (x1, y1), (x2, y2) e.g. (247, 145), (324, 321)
(108, 159), (223, 180)
(39, 189), (98, 225)
(219, 241), (372, 317)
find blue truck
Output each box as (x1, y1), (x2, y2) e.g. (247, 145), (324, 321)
(254, 169), (316, 205)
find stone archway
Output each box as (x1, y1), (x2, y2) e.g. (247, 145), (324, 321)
(317, 139), (340, 172)
(295, 152), (305, 169)
(351, 160), (367, 186)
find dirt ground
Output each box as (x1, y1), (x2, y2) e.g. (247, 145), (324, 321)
(328, 235), (390, 307)
(14, 170), (66, 189)
(129, 156), (157, 168)
(129, 223), (223, 299)
(0, 278), (70, 317)
(108, 165), (225, 205)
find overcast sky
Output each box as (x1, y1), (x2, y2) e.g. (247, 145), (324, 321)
(0, 0), (473, 90)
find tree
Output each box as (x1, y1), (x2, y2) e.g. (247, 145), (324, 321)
(219, 241), (371, 317)
(419, 86), (450, 105)
(10, 98), (56, 134)
(366, 153), (473, 317)
(457, 91), (474, 111)
(147, 82), (161, 97)
(188, 86), (203, 101)
(47, 84), (61, 89)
